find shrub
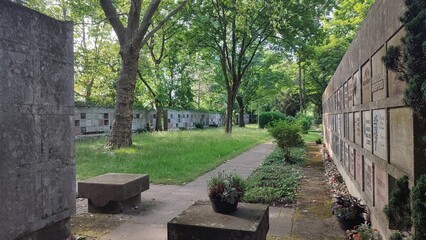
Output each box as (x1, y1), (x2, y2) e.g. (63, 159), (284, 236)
(384, 175), (412, 231)
(390, 232), (404, 240)
(295, 114), (312, 134)
(258, 112), (287, 128)
(412, 174), (426, 240)
(194, 122), (204, 129)
(315, 138), (322, 144)
(268, 121), (304, 162)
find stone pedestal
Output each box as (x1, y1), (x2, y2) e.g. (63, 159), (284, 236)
(78, 173), (149, 214)
(168, 201), (269, 240)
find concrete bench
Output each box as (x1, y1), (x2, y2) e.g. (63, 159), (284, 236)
(78, 173), (149, 214)
(168, 201), (269, 240)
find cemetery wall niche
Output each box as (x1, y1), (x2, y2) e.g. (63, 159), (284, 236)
(322, 0), (424, 238)
(0, 2), (75, 239)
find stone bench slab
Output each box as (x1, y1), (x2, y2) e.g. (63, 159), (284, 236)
(78, 173), (149, 213)
(168, 201), (269, 240)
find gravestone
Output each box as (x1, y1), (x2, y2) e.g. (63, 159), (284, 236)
(389, 108), (414, 174)
(349, 112), (354, 142)
(375, 165), (388, 212)
(353, 71), (361, 106)
(373, 109), (387, 160)
(349, 146), (355, 177)
(364, 157), (374, 198)
(387, 28), (407, 98)
(362, 61), (371, 104)
(355, 112), (362, 145)
(355, 151), (362, 186)
(348, 77), (354, 107)
(0, 2), (74, 239)
(372, 47), (387, 101)
(344, 82), (348, 109)
(363, 111), (372, 152)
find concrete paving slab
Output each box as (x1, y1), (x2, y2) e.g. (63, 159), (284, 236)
(99, 142), (275, 240)
(268, 207), (294, 237)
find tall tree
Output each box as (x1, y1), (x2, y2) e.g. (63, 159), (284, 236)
(191, 0), (273, 133)
(100, 0), (188, 148)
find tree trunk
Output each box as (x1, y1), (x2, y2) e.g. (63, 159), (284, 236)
(225, 90), (236, 133)
(236, 95), (245, 127)
(155, 103), (163, 131)
(107, 47), (139, 148)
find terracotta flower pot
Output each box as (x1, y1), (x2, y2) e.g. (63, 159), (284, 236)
(210, 198), (238, 214)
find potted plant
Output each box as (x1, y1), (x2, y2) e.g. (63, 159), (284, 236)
(207, 171), (245, 214)
(332, 195), (366, 230)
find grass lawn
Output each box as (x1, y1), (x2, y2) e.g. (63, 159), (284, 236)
(303, 130), (322, 143)
(76, 127), (271, 184)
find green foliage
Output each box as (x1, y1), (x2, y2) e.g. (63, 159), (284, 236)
(295, 114), (313, 134)
(390, 232), (404, 240)
(332, 195), (366, 221)
(243, 148), (304, 204)
(412, 174), (426, 240)
(258, 112), (287, 128)
(268, 121), (304, 162)
(352, 223), (380, 240)
(194, 122), (204, 129)
(315, 138), (322, 144)
(208, 171), (245, 204)
(384, 175), (412, 231)
(76, 127), (271, 184)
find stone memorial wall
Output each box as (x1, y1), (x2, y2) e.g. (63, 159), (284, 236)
(0, 2), (74, 239)
(322, 0), (425, 238)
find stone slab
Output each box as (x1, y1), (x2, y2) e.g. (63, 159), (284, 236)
(362, 61), (371, 104)
(387, 28), (407, 98)
(364, 157), (374, 199)
(355, 151), (362, 186)
(372, 47), (387, 101)
(363, 110), (372, 152)
(355, 112), (362, 145)
(167, 201), (269, 240)
(78, 173), (149, 213)
(373, 109), (387, 160)
(353, 71), (361, 106)
(374, 164), (388, 212)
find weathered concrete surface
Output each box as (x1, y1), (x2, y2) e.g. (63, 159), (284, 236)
(0, 1), (74, 239)
(168, 201), (269, 240)
(78, 173), (149, 214)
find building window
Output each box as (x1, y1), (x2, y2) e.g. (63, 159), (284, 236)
(168, 119), (171, 123)
(80, 113), (86, 119)
(81, 127), (86, 133)
(136, 114), (140, 119)
(178, 118), (181, 123)
(104, 113), (109, 119)
(104, 120), (109, 126)
(75, 120), (80, 126)
(170, 114), (173, 118)
(185, 123), (188, 127)
(178, 114), (181, 118)
(153, 114), (156, 118)
(176, 123), (178, 127)
(187, 114), (189, 118)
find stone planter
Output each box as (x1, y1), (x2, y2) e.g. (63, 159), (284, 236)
(210, 198), (238, 214)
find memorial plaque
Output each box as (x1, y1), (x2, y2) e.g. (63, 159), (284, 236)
(373, 109), (387, 160)
(388, 28), (407, 97)
(355, 112), (362, 145)
(340, 113), (344, 138)
(348, 112), (354, 142)
(336, 114), (340, 136)
(340, 139), (344, 161)
(344, 113), (349, 138)
(390, 108), (414, 173)
(353, 71), (361, 106)
(364, 157), (374, 198)
(344, 142), (349, 169)
(355, 151), (362, 186)
(349, 146), (355, 177)
(362, 61), (371, 104)
(375, 165), (388, 212)
(363, 111), (372, 152)
(344, 82), (348, 109)
(348, 77), (354, 107)
(372, 47), (387, 101)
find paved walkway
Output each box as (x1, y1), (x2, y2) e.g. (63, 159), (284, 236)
(100, 142), (294, 240)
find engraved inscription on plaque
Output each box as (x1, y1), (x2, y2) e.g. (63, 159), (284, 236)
(349, 112), (354, 142)
(364, 157), (374, 198)
(355, 151), (362, 186)
(372, 47), (387, 100)
(363, 111), (372, 152)
(353, 71), (361, 105)
(355, 112), (362, 145)
(375, 165), (388, 212)
(362, 61), (371, 104)
(373, 109), (387, 160)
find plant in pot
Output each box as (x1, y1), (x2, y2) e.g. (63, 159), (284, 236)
(207, 171), (245, 214)
(332, 195), (366, 230)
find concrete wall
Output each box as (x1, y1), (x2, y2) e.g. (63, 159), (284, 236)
(322, 0), (424, 238)
(0, 2), (75, 239)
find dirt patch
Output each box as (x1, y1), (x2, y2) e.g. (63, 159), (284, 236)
(290, 143), (346, 240)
